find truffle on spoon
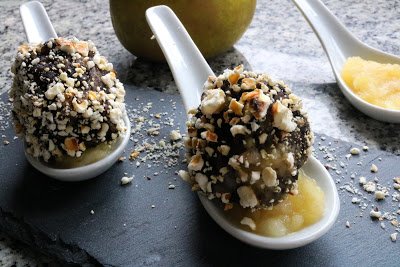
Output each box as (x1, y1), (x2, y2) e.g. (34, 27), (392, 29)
(182, 65), (313, 210)
(10, 37), (127, 164)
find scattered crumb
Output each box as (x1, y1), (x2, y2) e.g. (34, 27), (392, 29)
(129, 150), (140, 160)
(359, 176), (367, 185)
(121, 176), (134, 185)
(350, 147), (360, 155)
(170, 130), (182, 141)
(370, 209), (381, 219)
(3, 140), (9, 145)
(118, 156), (126, 162)
(363, 181), (376, 192)
(345, 221), (351, 228)
(151, 205), (155, 208)
(168, 184), (176, 189)
(159, 140), (166, 147)
(374, 190), (386, 200)
(362, 146), (369, 151)
(390, 233), (398, 242)
(147, 127), (160, 136)
(90, 210), (95, 215)
(370, 164), (378, 173)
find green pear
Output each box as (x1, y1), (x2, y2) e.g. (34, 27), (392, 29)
(110, 0), (257, 61)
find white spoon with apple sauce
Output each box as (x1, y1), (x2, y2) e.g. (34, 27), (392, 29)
(19, 1), (131, 181)
(146, 5), (339, 249)
(292, 0), (400, 123)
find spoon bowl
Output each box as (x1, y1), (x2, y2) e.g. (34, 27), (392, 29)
(19, 1), (131, 181)
(146, 5), (340, 249)
(25, 114), (131, 182)
(293, 0), (400, 123)
(199, 156), (339, 249)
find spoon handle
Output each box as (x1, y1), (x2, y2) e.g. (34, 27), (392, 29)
(20, 1), (58, 43)
(146, 5), (214, 112)
(292, 0), (362, 70)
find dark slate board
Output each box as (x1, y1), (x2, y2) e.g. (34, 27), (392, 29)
(0, 86), (400, 266)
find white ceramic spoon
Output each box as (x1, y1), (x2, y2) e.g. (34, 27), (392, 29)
(20, 1), (131, 181)
(293, 0), (400, 123)
(20, 1), (58, 43)
(146, 5), (340, 249)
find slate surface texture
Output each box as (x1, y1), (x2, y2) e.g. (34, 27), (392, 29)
(1, 87), (400, 266)
(1, 0), (400, 265)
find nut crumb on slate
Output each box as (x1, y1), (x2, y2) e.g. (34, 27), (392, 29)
(90, 210), (94, 215)
(374, 190), (386, 200)
(370, 164), (378, 173)
(120, 176), (134, 185)
(170, 130), (182, 141)
(350, 147), (360, 155)
(370, 209), (382, 219)
(317, 136), (400, 244)
(363, 181), (376, 193)
(130, 150), (140, 160)
(390, 233), (397, 242)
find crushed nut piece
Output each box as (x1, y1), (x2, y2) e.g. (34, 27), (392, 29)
(168, 184), (176, 189)
(370, 164), (378, 173)
(170, 130), (182, 141)
(350, 147), (360, 155)
(121, 176), (134, 185)
(370, 209), (382, 219)
(390, 233), (398, 242)
(374, 190), (386, 200)
(130, 151), (140, 160)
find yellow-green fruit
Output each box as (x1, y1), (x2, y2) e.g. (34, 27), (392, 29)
(110, 0), (257, 61)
